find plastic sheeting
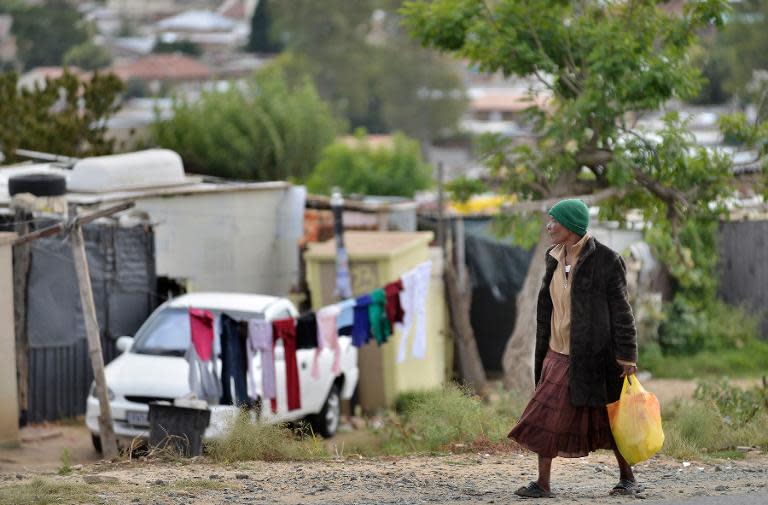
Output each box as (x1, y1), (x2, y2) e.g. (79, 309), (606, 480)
(418, 216), (534, 373)
(463, 219), (534, 373)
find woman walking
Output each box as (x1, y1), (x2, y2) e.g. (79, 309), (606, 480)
(508, 199), (643, 498)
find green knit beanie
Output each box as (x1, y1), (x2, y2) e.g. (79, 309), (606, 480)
(548, 199), (589, 236)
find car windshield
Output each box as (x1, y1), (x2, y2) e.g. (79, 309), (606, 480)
(132, 307), (267, 357)
(132, 308), (191, 356)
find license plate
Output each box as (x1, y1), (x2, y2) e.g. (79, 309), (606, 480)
(126, 410), (149, 427)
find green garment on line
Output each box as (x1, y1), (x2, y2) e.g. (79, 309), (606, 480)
(368, 288), (391, 345)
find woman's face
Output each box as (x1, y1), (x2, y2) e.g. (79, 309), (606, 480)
(546, 216), (570, 245)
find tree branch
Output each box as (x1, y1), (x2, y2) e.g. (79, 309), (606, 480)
(500, 186), (625, 214)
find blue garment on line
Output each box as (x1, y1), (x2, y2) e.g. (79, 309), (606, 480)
(351, 294), (372, 347)
(336, 298), (356, 331)
(219, 313), (251, 407)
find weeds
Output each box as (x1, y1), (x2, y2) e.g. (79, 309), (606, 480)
(379, 383), (522, 455)
(205, 410), (328, 462)
(57, 448), (72, 476)
(662, 379), (768, 460)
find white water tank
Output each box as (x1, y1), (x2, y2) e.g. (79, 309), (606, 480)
(68, 149), (187, 193)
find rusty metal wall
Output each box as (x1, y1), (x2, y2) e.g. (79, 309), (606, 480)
(718, 220), (768, 339)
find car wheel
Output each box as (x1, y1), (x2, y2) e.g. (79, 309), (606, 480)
(91, 433), (102, 454)
(310, 383), (341, 438)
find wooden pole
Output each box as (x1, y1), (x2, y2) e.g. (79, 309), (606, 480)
(70, 224), (118, 459)
(12, 208), (31, 423)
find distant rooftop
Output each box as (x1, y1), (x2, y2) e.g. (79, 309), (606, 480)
(111, 53), (213, 82)
(156, 10), (238, 32)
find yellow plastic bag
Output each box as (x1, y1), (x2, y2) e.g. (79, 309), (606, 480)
(606, 375), (665, 465)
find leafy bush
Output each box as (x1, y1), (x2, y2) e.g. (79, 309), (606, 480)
(152, 59), (338, 181)
(306, 130), (432, 197)
(63, 42), (112, 70)
(205, 410), (327, 462)
(659, 296), (761, 354)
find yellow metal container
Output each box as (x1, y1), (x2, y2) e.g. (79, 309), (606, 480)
(304, 231), (449, 412)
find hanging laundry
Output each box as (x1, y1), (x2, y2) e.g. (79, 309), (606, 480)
(396, 266), (418, 364)
(220, 313), (251, 407)
(369, 288), (392, 345)
(247, 319), (275, 404)
(351, 294), (372, 347)
(411, 261), (432, 360)
(296, 312), (319, 350)
(185, 345), (221, 403)
(336, 298), (356, 335)
(272, 318), (301, 412)
(189, 309), (215, 361)
(316, 305), (341, 377)
(384, 279), (405, 325)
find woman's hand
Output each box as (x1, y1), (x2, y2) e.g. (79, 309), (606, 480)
(619, 363), (637, 382)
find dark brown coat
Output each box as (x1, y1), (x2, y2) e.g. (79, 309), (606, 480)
(534, 236), (637, 407)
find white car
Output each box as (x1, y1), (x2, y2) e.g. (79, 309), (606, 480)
(85, 292), (359, 452)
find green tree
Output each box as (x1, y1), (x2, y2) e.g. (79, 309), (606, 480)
(0, 70), (125, 161)
(2, 0), (90, 70)
(273, 0), (465, 141)
(402, 0), (746, 390)
(63, 42), (112, 70)
(247, 0), (282, 53)
(715, 0), (768, 99)
(152, 39), (202, 57)
(307, 130), (432, 197)
(151, 59), (338, 181)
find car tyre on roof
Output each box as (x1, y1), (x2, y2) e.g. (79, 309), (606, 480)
(8, 173), (67, 197)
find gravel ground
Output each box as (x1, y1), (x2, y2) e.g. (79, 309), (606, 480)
(2, 450), (766, 504)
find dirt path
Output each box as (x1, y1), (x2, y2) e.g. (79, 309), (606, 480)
(2, 450), (766, 504)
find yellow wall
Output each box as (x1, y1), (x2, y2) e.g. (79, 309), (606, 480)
(305, 232), (449, 411)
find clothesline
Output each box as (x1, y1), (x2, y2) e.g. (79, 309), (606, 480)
(185, 260), (433, 412)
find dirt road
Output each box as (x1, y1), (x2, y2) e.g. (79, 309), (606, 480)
(2, 449), (766, 504)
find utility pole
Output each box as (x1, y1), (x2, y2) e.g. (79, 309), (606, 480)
(15, 201), (134, 459)
(330, 188), (352, 301)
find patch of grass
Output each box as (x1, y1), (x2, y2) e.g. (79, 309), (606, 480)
(708, 449), (746, 460)
(205, 410), (328, 462)
(0, 479), (92, 505)
(640, 340), (768, 379)
(173, 478), (230, 491)
(379, 383), (521, 455)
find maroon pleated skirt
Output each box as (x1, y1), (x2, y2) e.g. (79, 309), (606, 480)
(508, 349), (615, 458)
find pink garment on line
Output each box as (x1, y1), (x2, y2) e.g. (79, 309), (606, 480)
(247, 319), (275, 402)
(315, 305), (341, 378)
(189, 309), (215, 361)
